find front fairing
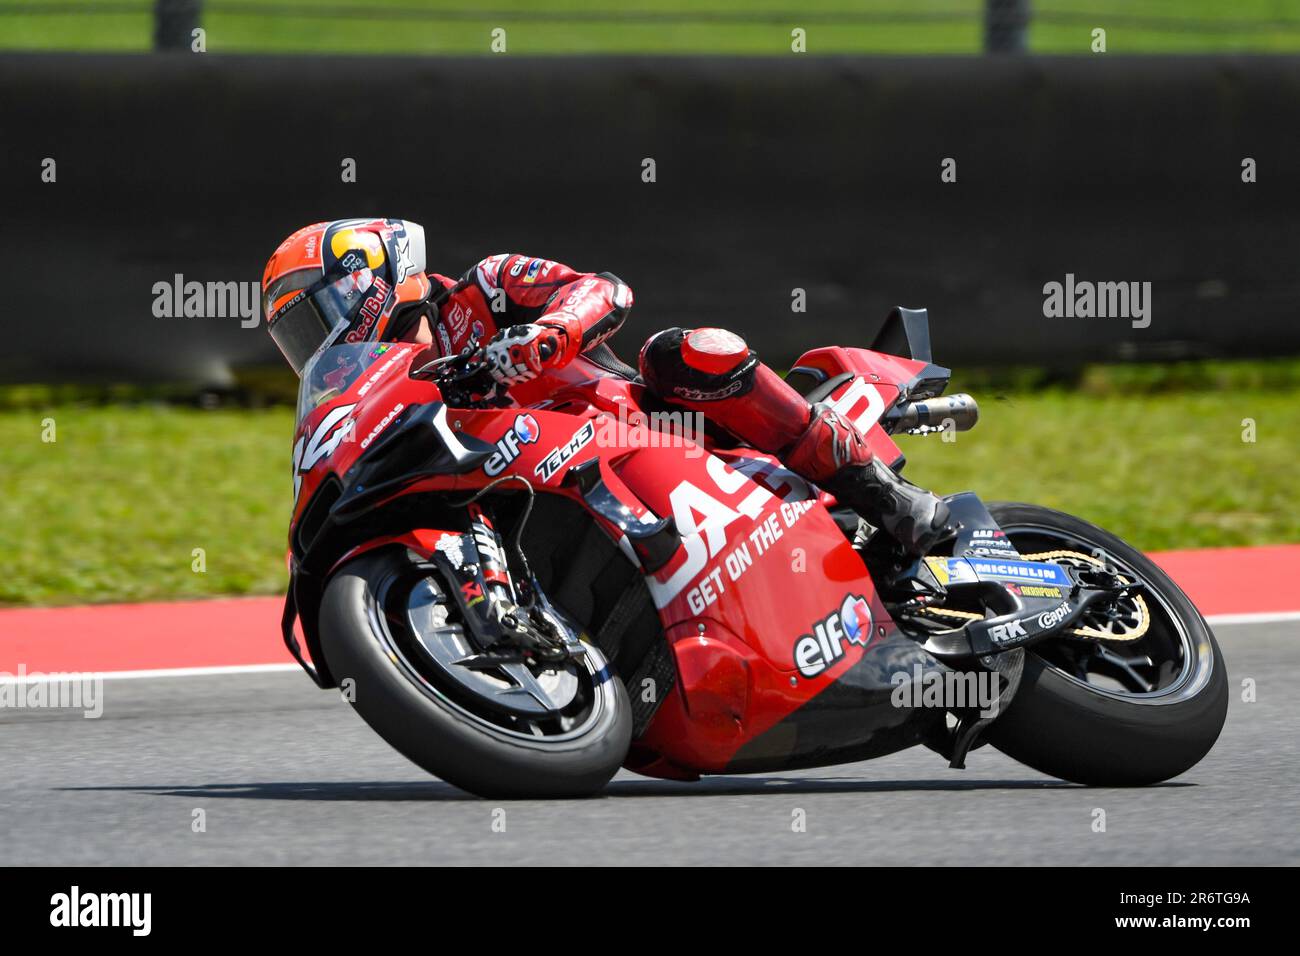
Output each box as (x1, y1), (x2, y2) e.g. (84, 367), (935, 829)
(289, 342), (435, 526)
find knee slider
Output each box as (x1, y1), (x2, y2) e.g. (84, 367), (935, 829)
(639, 327), (759, 402)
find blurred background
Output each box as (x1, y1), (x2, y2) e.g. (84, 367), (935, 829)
(8, 1), (1300, 54)
(1, 1), (1297, 607)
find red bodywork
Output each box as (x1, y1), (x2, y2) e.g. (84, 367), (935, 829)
(286, 343), (947, 780)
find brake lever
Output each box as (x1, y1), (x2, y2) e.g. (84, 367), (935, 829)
(427, 349), (507, 407)
(411, 346), (485, 379)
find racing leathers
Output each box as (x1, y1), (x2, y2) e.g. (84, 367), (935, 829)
(409, 253), (952, 556)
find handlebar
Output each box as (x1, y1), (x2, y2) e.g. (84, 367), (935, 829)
(411, 346), (502, 407)
(412, 346), (486, 378)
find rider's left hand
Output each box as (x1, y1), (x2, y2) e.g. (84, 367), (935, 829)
(483, 323), (570, 386)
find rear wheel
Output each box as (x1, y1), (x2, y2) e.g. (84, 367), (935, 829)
(319, 548), (632, 798)
(981, 503), (1228, 786)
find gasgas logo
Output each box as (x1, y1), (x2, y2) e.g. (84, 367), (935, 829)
(484, 413), (542, 476)
(794, 593), (876, 679)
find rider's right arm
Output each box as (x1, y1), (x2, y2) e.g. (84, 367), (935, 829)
(460, 254), (634, 364)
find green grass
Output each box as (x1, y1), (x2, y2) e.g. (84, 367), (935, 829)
(0, 404), (295, 606)
(903, 388), (1298, 553)
(5, 0), (1300, 54)
(1, 376), (1296, 606)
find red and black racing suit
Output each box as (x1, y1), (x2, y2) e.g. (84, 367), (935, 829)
(421, 253), (857, 482)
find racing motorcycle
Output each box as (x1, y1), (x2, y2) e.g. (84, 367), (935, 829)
(280, 307), (1228, 797)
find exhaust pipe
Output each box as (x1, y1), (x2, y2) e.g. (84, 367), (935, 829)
(887, 393), (979, 433)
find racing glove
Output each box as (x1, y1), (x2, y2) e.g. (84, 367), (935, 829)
(483, 315), (580, 386)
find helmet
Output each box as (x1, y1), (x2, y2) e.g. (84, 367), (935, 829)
(261, 218), (430, 374)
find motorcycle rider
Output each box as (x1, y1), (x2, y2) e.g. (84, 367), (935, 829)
(262, 218), (951, 555)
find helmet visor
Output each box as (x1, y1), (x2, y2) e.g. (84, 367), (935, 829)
(267, 268), (379, 375)
(268, 294), (342, 376)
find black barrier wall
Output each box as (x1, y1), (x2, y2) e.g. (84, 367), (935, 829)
(2, 53), (1298, 383)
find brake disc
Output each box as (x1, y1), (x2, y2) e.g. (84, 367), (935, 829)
(407, 578), (580, 716)
(916, 549), (1151, 642)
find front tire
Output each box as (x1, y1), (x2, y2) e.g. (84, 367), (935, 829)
(319, 549), (632, 798)
(982, 502), (1228, 786)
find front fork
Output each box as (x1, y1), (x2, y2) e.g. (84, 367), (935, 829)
(468, 503), (519, 616)
(431, 503), (584, 666)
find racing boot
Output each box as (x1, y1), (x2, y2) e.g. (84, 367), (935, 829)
(786, 402), (954, 557)
(638, 327), (952, 556)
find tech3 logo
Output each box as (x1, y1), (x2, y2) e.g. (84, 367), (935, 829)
(484, 413), (542, 476)
(793, 593), (878, 679)
(534, 420), (596, 482)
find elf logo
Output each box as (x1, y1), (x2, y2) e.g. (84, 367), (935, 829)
(484, 413), (541, 476)
(794, 594), (877, 679)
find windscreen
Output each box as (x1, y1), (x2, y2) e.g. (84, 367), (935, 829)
(295, 342), (403, 424)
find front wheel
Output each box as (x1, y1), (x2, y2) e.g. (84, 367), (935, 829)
(319, 548), (632, 798)
(981, 502), (1228, 786)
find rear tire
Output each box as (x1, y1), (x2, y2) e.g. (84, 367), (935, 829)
(982, 503), (1228, 786)
(320, 549), (632, 798)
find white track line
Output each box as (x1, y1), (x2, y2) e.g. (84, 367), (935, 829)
(0, 663), (300, 685)
(2, 614), (1295, 686)
(1205, 610), (1300, 626)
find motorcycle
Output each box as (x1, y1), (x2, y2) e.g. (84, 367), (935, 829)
(280, 307), (1228, 797)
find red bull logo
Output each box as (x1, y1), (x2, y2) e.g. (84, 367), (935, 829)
(343, 275), (392, 343)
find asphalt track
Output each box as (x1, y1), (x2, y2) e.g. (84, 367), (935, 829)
(0, 619), (1293, 866)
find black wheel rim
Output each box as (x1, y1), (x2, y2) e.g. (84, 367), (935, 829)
(364, 562), (613, 743)
(999, 523), (1214, 705)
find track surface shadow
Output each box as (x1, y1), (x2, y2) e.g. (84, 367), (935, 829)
(60, 776), (1192, 802)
